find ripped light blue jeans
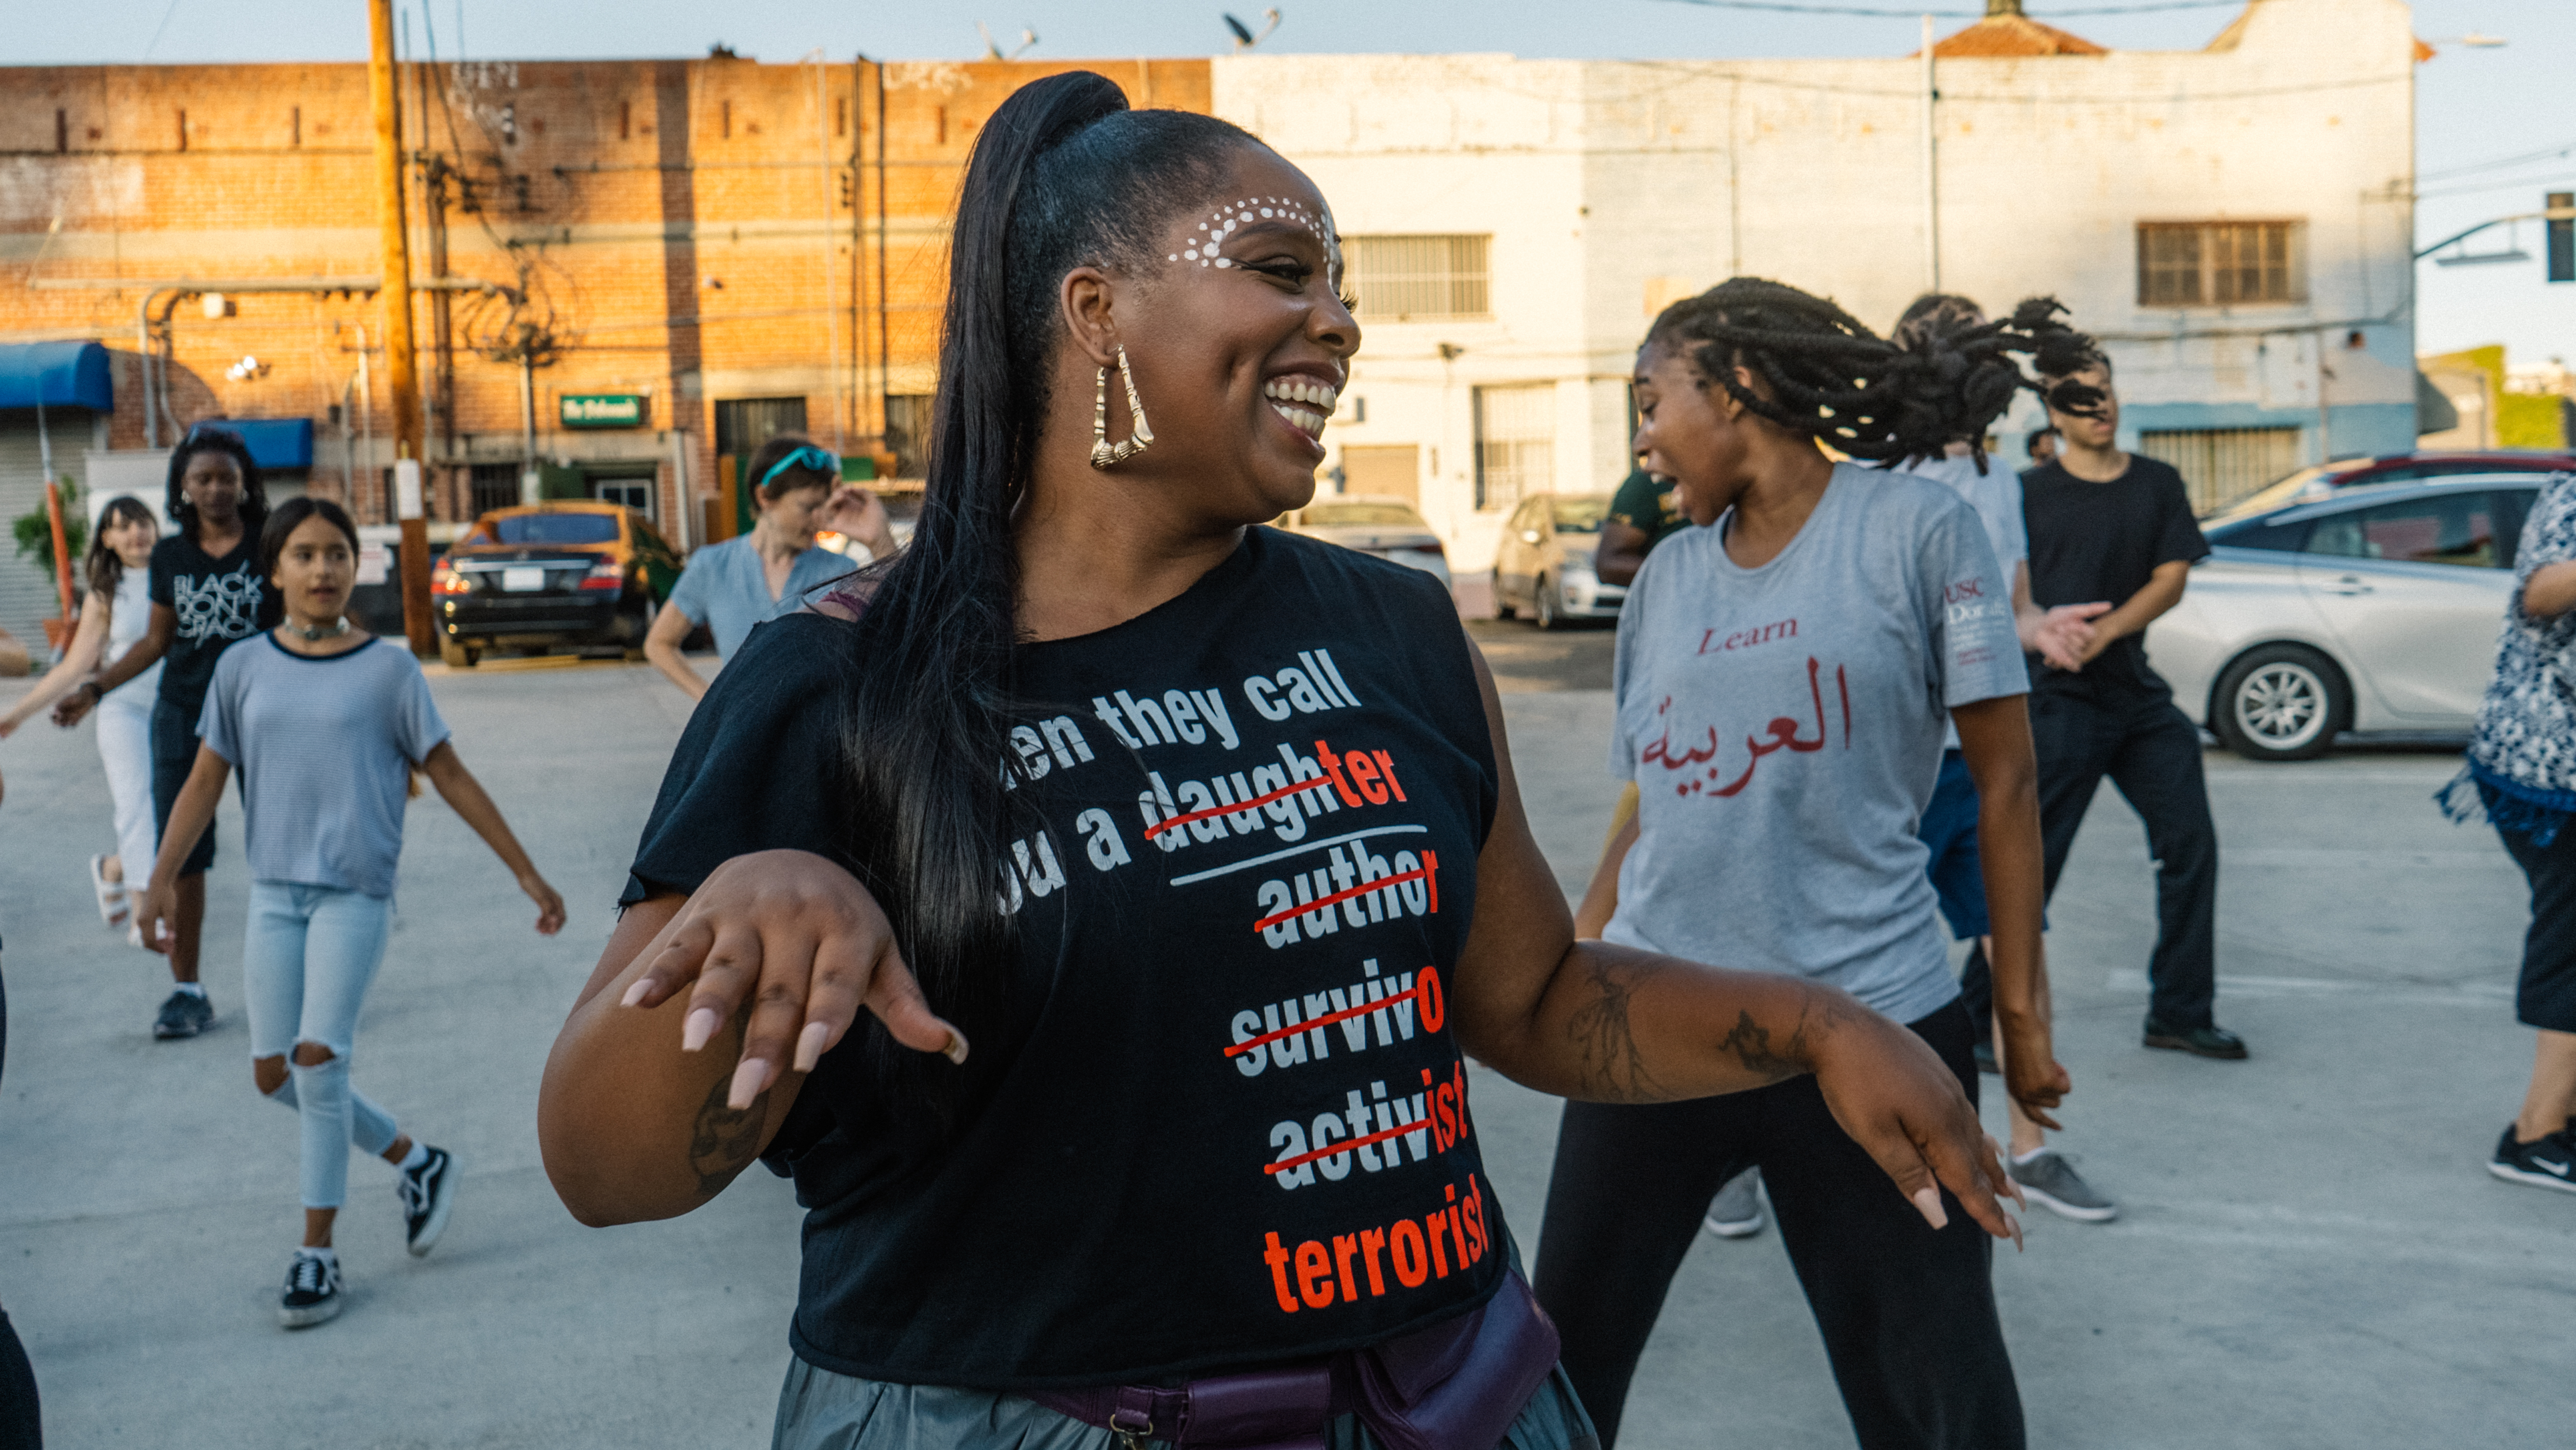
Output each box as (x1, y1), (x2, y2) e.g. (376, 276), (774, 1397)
(243, 881), (399, 1210)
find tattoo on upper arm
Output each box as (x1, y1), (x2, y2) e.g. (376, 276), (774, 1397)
(685, 1002), (770, 1194)
(1565, 954), (1667, 1102)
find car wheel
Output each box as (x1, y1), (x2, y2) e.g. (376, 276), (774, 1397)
(1491, 569), (1516, 620)
(2212, 644), (2344, 762)
(438, 638), (480, 669)
(1533, 575), (1560, 631)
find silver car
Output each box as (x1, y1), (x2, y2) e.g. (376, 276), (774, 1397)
(1274, 496), (1454, 590)
(1492, 492), (1623, 629)
(2148, 474), (2551, 761)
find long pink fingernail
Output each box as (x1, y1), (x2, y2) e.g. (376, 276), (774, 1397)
(681, 1008), (720, 1052)
(1911, 1186), (1948, 1230)
(942, 1029), (970, 1066)
(2007, 1212), (2025, 1252)
(619, 980), (650, 1008)
(727, 1057), (771, 1110)
(793, 1022), (831, 1074)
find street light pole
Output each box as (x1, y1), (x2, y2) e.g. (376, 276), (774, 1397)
(368, 0), (433, 657)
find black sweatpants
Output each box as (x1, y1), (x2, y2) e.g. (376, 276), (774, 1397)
(1532, 1000), (2021, 1450)
(1968, 685), (2218, 1033)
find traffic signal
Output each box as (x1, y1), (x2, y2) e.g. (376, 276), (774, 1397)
(2549, 191), (2574, 283)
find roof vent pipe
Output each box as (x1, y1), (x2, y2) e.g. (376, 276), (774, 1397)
(1986, 0), (2024, 14)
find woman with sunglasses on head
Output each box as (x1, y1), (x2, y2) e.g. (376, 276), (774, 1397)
(3, 496), (167, 943)
(643, 434), (895, 702)
(539, 73), (2017, 1450)
(54, 429), (278, 1041)
(135, 497), (565, 1328)
(1538, 282), (2087, 1450)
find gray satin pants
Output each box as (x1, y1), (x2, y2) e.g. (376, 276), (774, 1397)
(771, 1360), (1597, 1450)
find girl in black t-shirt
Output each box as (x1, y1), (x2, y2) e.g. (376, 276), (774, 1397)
(539, 71), (2022, 1450)
(57, 427), (274, 1042)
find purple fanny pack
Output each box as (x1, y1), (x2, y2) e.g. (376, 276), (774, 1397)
(1026, 1269), (1560, 1450)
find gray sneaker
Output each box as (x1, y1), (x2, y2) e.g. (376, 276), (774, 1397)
(1701, 1168), (1765, 1239)
(2008, 1148), (2117, 1223)
(152, 988), (214, 1041)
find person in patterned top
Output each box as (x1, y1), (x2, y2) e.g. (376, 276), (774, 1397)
(2442, 472), (2576, 1194)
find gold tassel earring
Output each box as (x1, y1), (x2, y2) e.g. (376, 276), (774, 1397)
(1089, 345), (1155, 469)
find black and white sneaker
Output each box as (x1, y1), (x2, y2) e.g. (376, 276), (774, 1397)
(152, 989), (214, 1040)
(2489, 1124), (2576, 1194)
(400, 1146), (458, 1256)
(278, 1250), (343, 1328)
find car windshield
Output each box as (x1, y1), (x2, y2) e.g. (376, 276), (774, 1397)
(1301, 502), (1426, 528)
(2208, 464), (2344, 522)
(488, 513), (619, 546)
(1551, 496), (1611, 533)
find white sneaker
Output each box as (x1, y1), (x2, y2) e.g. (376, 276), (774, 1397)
(1702, 1168), (1765, 1239)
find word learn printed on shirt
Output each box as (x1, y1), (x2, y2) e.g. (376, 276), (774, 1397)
(978, 642), (1480, 1317)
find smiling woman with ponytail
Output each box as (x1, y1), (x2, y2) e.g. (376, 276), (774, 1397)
(539, 77), (2020, 1450)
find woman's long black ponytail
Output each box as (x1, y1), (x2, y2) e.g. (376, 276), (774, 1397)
(823, 72), (1256, 1119)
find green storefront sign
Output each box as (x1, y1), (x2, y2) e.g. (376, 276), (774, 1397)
(559, 393), (646, 428)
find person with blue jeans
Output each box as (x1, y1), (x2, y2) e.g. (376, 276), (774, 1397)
(644, 432), (893, 702)
(136, 497), (565, 1328)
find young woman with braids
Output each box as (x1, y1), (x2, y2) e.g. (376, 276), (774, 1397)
(537, 74), (2018, 1450)
(54, 428), (278, 1041)
(1542, 279), (2077, 1450)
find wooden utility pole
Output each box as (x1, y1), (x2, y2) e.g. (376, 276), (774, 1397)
(368, 0), (433, 656)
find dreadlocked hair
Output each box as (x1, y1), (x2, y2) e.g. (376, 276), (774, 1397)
(1645, 279), (2100, 469)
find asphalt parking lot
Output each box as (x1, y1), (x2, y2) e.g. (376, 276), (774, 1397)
(2, 634), (2565, 1448)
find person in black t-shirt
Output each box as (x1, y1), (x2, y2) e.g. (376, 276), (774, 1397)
(55, 426), (276, 1042)
(538, 72), (2023, 1450)
(2016, 343), (2243, 1059)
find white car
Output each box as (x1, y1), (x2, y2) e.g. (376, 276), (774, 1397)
(1273, 496), (1453, 590)
(2147, 474), (2552, 761)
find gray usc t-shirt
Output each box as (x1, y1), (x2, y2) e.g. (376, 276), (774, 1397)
(1605, 463), (2026, 1023)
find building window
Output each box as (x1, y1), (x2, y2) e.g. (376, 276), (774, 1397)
(1473, 383), (1554, 512)
(2139, 426), (2304, 514)
(467, 463), (521, 519)
(1346, 235), (1490, 322)
(2137, 222), (2306, 307)
(883, 394), (934, 479)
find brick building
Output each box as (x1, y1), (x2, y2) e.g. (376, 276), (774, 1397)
(0, 55), (1207, 643)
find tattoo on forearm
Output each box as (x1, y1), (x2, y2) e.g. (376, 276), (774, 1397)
(1716, 1009), (1806, 1084)
(1565, 955), (1666, 1102)
(685, 1003), (769, 1194)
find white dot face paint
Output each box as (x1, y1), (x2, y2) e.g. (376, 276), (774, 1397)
(1170, 192), (1335, 270)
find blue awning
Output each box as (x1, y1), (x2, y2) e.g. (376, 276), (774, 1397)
(191, 417), (314, 471)
(0, 341), (114, 413)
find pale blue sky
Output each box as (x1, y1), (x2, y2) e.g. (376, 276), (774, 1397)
(15, 1), (2569, 364)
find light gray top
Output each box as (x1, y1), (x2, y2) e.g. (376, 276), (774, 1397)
(199, 635), (451, 899)
(1605, 463), (2026, 1023)
(1882, 451), (2026, 750)
(668, 534), (851, 659)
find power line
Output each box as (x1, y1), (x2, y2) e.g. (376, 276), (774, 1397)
(1647, 0), (2239, 17)
(2417, 140), (2576, 185)
(139, 0), (184, 59)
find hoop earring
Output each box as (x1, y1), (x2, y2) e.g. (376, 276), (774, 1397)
(1089, 345), (1155, 469)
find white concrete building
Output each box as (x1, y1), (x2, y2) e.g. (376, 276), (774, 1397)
(1216, 0), (2422, 573)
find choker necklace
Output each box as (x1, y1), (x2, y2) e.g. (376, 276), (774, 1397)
(287, 616), (351, 642)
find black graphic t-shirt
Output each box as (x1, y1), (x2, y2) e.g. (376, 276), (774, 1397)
(623, 527), (1508, 1389)
(149, 530), (274, 720)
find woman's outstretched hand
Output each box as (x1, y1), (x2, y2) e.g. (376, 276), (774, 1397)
(615, 850), (965, 1110)
(1807, 1008), (2025, 1244)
